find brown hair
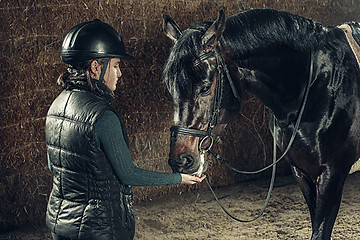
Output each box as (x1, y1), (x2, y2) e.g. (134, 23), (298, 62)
(57, 59), (105, 90)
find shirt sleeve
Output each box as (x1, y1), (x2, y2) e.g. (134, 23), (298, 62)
(94, 110), (182, 186)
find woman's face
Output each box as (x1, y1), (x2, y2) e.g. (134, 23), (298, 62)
(91, 58), (122, 91)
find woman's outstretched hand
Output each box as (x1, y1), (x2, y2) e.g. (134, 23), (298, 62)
(180, 174), (206, 185)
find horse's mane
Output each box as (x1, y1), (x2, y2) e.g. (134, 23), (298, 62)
(222, 9), (341, 56)
(163, 9), (345, 93)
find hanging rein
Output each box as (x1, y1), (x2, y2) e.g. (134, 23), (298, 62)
(170, 44), (315, 222)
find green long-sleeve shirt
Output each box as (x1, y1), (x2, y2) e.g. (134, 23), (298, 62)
(94, 110), (182, 186)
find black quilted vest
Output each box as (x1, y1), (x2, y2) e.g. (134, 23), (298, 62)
(45, 80), (135, 240)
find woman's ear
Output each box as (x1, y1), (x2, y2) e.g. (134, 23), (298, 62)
(90, 60), (101, 80)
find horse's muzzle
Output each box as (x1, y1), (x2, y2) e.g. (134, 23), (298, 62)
(168, 153), (207, 177)
(169, 153), (193, 172)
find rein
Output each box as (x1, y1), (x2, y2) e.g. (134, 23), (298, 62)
(205, 121), (277, 222)
(171, 45), (315, 222)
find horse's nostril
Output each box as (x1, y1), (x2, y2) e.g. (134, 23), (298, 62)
(179, 154), (194, 167)
(169, 154), (196, 173)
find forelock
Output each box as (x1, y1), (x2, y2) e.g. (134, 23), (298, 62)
(163, 22), (212, 96)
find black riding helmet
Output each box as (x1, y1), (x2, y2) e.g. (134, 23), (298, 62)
(61, 19), (134, 85)
(61, 18), (134, 71)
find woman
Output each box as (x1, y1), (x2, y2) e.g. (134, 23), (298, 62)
(45, 19), (205, 240)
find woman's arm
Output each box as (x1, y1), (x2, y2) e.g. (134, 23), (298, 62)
(95, 110), (182, 186)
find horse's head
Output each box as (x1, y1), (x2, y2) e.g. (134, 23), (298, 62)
(163, 10), (241, 176)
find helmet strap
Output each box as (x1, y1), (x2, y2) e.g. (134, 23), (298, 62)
(98, 58), (110, 83)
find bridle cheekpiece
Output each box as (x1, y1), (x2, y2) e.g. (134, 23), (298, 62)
(170, 44), (241, 153)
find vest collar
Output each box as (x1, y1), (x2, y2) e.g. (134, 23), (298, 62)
(67, 77), (115, 103)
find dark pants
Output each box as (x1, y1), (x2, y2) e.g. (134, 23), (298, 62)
(52, 232), (73, 240)
(52, 230), (134, 240)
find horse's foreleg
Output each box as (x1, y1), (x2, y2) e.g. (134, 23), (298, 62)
(290, 165), (317, 223)
(291, 165), (346, 240)
(310, 169), (346, 240)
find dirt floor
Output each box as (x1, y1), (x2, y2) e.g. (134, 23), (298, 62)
(1, 173), (359, 240)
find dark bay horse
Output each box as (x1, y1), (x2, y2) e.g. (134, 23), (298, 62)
(162, 9), (360, 240)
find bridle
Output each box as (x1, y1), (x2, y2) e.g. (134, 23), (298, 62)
(170, 45), (241, 153)
(170, 43), (315, 222)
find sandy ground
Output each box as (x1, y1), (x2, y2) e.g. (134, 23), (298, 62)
(1, 173), (359, 240)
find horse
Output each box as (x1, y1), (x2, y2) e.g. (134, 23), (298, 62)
(162, 8), (360, 240)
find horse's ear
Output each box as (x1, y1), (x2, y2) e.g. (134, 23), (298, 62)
(202, 9), (226, 47)
(163, 14), (182, 42)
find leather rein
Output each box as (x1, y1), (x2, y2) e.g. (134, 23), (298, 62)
(170, 44), (315, 222)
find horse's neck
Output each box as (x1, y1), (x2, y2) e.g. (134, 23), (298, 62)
(221, 10), (326, 121)
(233, 49), (310, 121)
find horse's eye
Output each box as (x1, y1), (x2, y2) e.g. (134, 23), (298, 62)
(199, 86), (211, 95)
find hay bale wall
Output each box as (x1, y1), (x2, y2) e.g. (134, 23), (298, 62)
(1, 0), (359, 231)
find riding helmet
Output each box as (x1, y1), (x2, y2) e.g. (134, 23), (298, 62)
(61, 19), (134, 68)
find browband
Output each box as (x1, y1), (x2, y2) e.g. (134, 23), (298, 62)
(193, 51), (216, 67)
